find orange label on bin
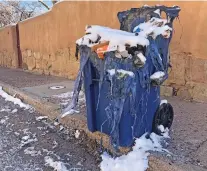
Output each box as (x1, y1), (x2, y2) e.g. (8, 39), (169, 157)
(95, 45), (109, 59)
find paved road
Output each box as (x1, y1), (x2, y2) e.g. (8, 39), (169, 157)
(158, 97), (207, 171)
(0, 97), (99, 171)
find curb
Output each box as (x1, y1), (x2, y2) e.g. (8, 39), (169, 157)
(0, 81), (184, 171)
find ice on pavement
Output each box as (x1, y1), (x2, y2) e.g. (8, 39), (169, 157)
(0, 86), (30, 109)
(100, 129), (170, 171)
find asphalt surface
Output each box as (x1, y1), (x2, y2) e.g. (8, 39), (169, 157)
(0, 97), (100, 171)
(159, 97), (207, 171)
(0, 67), (67, 88)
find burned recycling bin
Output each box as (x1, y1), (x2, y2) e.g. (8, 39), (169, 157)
(63, 5), (180, 148)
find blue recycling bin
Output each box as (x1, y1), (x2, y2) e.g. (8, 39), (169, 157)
(74, 6), (180, 148)
(83, 49), (161, 147)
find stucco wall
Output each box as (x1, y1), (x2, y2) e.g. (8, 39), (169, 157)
(0, 25), (19, 68)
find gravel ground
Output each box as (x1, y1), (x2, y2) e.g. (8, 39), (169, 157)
(0, 97), (100, 171)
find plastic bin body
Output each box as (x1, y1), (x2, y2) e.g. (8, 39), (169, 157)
(83, 46), (161, 147)
(80, 6), (180, 147)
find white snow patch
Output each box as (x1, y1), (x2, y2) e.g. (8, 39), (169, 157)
(44, 156), (69, 171)
(0, 119), (7, 124)
(0, 86), (30, 109)
(54, 121), (60, 126)
(42, 148), (61, 160)
(107, 69), (134, 77)
(158, 125), (165, 133)
(59, 125), (64, 131)
(75, 130), (80, 139)
(137, 52), (146, 63)
(49, 86), (65, 90)
(100, 131), (170, 171)
(24, 147), (41, 156)
(76, 25), (149, 53)
(61, 109), (80, 118)
(150, 71), (165, 80)
(53, 92), (73, 99)
(20, 135), (38, 148)
(54, 91), (86, 115)
(22, 128), (30, 134)
(162, 128), (170, 138)
(14, 132), (20, 136)
(36, 116), (48, 121)
(154, 9), (161, 16)
(22, 135), (30, 141)
(52, 141), (58, 149)
(0, 116), (9, 124)
(11, 108), (18, 113)
(160, 99), (168, 105)
(133, 17), (171, 39)
(0, 108), (11, 112)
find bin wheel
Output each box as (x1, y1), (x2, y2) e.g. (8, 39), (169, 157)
(152, 103), (174, 135)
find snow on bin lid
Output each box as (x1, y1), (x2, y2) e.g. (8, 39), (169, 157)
(76, 17), (173, 54)
(76, 25), (149, 53)
(133, 17), (172, 39)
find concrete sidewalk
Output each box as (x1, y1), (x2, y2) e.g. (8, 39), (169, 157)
(0, 67), (206, 171)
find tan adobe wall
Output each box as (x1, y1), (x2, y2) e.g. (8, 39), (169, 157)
(0, 25), (19, 68)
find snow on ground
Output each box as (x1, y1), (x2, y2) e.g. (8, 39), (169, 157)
(101, 128), (170, 171)
(53, 91), (86, 117)
(36, 116), (48, 121)
(0, 117), (8, 125)
(0, 108), (11, 112)
(75, 130), (80, 139)
(11, 108), (18, 113)
(53, 91), (85, 106)
(24, 147), (41, 157)
(49, 86), (65, 90)
(44, 156), (69, 171)
(61, 109), (80, 118)
(20, 134), (38, 148)
(0, 86), (30, 109)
